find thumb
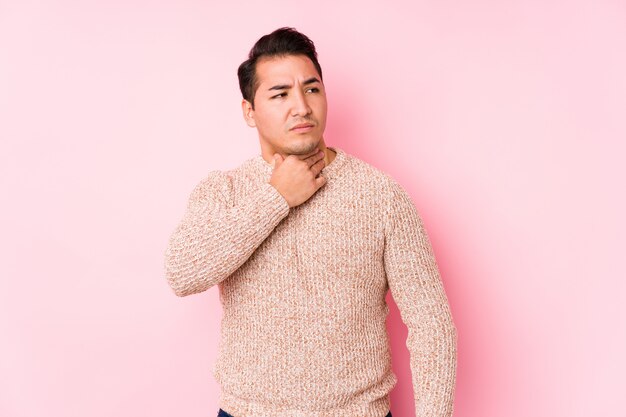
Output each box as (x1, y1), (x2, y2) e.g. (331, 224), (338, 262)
(272, 153), (283, 169)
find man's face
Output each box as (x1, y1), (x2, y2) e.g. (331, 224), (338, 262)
(242, 54), (327, 156)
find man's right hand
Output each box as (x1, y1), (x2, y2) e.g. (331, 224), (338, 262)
(269, 147), (328, 208)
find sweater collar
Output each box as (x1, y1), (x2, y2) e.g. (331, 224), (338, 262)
(252, 146), (347, 181)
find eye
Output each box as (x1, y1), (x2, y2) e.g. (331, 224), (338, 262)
(271, 93), (286, 99)
(306, 87), (320, 93)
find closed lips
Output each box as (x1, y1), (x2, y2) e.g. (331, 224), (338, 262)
(291, 123), (313, 130)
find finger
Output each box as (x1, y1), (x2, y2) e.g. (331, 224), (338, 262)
(298, 147), (321, 161)
(272, 153), (282, 169)
(305, 149), (325, 167)
(310, 157), (326, 176)
(314, 174), (327, 189)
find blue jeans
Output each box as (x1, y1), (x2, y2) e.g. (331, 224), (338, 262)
(218, 409), (392, 417)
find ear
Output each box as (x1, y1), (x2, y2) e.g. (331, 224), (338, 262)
(241, 99), (256, 127)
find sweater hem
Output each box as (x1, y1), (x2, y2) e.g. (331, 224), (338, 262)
(218, 391), (391, 417)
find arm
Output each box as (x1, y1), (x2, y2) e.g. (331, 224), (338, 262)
(383, 179), (458, 417)
(164, 170), (290, 297)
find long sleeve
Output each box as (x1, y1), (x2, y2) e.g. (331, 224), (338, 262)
(383, 179), (458, 417)
(164, 170), (290, 297)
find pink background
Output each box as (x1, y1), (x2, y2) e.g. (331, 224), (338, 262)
(1, 1), (625, 416)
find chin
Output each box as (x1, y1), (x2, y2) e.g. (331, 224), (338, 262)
(285, 139), (320, 155)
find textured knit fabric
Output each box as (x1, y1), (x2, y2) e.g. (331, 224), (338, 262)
(164, 146), (457, 417)
(218, 408), (393, 417)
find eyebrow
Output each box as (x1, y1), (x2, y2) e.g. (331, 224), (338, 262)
(268, 77), (321, 91)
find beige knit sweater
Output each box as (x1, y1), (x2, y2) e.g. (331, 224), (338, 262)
(164, 146), (457, 417)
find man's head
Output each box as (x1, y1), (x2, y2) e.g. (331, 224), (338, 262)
(238, 27), (323, 108)
(238, 27), (328, 158)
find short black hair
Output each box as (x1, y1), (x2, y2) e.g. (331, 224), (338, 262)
(237, 27), (323, 109)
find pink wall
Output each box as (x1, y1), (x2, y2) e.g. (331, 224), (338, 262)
(1, 1), (625, 416)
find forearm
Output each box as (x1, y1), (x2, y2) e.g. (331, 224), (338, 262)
(164, 181), (290, 296)
(409, 302), (458, 417)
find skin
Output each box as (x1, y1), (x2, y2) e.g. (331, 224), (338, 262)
(241, 54), (336, 208)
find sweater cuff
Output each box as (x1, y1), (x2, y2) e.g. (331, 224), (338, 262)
(260, 181), (290, 219)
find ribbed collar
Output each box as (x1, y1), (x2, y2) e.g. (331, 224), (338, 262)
(251, 146), (348, 181)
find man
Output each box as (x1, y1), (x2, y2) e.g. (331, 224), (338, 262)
(164, 27), (457, 417)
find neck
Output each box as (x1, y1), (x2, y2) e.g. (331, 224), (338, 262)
(260, 142), (336, 167)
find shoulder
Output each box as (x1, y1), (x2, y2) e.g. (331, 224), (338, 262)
(340, 151), (399, 190)
(189, 154), (263, 203)
(348, 153), (421, 228)
(338, 151), (419, 233)
(188, 169), (233, 204)
(341, 151), (410, 201)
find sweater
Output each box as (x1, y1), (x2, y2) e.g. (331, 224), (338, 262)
(164, 146), (458, 417)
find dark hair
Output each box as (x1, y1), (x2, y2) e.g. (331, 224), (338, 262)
(237, 27), (323, 109)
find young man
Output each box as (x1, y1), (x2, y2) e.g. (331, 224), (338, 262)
(164, 27), (457, 417)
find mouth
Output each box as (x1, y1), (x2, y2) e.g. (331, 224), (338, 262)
(290, 123), (314, 132)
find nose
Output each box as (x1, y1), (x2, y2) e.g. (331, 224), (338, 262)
(290, 89), (312, 117)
